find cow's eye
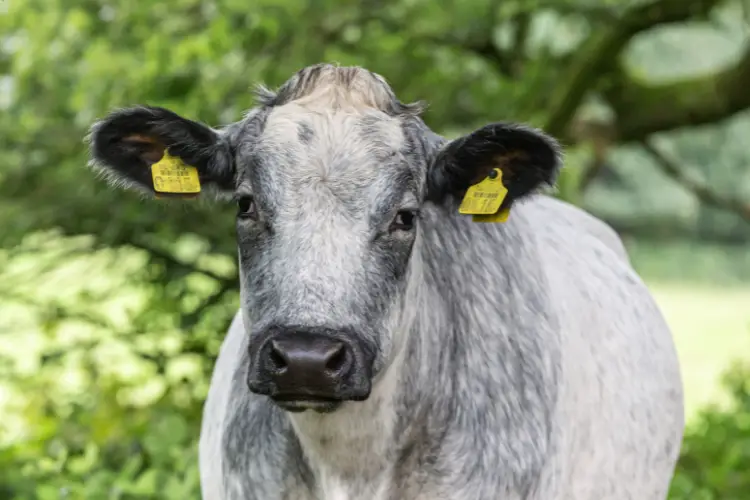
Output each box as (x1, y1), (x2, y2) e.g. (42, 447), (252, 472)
(389, 210), (418, 232)
(237, 196), (258, 220)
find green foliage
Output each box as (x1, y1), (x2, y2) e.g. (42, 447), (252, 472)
(0, 392), (201, 499)
(624, 240), (750, 286)
(0, 236), (217, 498)
(669, 362), (750, 500)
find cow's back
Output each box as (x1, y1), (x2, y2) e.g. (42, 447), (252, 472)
(520, 195), (684, 499)
(530, 195), (630, 263)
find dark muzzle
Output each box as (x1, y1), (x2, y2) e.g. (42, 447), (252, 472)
(246, 326), (373, 412)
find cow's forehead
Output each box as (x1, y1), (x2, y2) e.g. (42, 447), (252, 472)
(261, 103), (406, 161)
(239, 104), (412, 209)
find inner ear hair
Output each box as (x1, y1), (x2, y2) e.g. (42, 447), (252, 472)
(121, 134), (166, 164)
(468, 149), (529, 186)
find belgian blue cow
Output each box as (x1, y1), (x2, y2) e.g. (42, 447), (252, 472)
(86, 64), (684, 500)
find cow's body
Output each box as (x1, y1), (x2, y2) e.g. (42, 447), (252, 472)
(199, 194), (684, 499)
(85, 63), (683, 500)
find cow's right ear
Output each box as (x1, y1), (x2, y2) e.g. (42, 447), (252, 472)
(87, 106), (235, 196)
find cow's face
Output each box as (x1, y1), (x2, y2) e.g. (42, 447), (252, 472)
(87, 64), (562, 413)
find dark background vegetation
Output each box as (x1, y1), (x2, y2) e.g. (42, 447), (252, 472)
(1, 0), (750, 498)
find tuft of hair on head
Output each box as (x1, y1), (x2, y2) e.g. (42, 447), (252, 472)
(252, 63), (425, 118)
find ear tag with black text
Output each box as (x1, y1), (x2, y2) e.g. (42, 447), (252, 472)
(458, 168), (511, 223)
(151, 151), (201, 198)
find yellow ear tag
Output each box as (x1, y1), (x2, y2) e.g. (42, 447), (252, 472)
(151, 151), (201, 197)
(458, 168), (510, 222)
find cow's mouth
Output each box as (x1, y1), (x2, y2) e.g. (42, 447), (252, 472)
(271, 395), (343, 413)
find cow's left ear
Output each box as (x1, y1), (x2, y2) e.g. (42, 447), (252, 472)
(425, 122), (563, 207)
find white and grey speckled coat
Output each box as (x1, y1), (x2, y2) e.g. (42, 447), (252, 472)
(86, 64), (684, 500)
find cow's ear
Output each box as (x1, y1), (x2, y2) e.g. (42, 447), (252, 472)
(87, 106), (235, 197)
(425, 122), (562, 207)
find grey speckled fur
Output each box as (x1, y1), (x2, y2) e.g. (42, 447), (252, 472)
(87, 64), (684, 500)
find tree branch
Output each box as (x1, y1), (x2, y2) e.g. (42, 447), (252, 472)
(544, 0), (723, 138)
(398, 1), (615, 80)
(507, 11), (532, 77)
(640, 139), (750, 223)
(606, 43), (750, 142)
(461, 39), (515, 77)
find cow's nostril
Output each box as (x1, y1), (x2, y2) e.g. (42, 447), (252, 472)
(269, 341), (288, 372)
(325, 344), (347, 374)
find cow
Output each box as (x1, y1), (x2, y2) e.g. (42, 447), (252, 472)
(86, 63), (684, 499)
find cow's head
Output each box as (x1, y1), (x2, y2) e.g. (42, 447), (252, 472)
(88, 64), (562, 413)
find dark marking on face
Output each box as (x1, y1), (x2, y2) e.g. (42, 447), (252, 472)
(297, 122), (315, 144)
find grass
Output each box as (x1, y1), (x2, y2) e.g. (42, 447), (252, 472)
(648, 284), (750, 419)
(628, 239), (750, 421)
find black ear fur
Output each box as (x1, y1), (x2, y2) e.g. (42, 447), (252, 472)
(87, 106), (234, 194)
(425, 122), (562, 208)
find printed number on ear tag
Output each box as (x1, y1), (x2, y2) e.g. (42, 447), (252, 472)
(458, 168), (508, 216)
(151, 151), (201, 196)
